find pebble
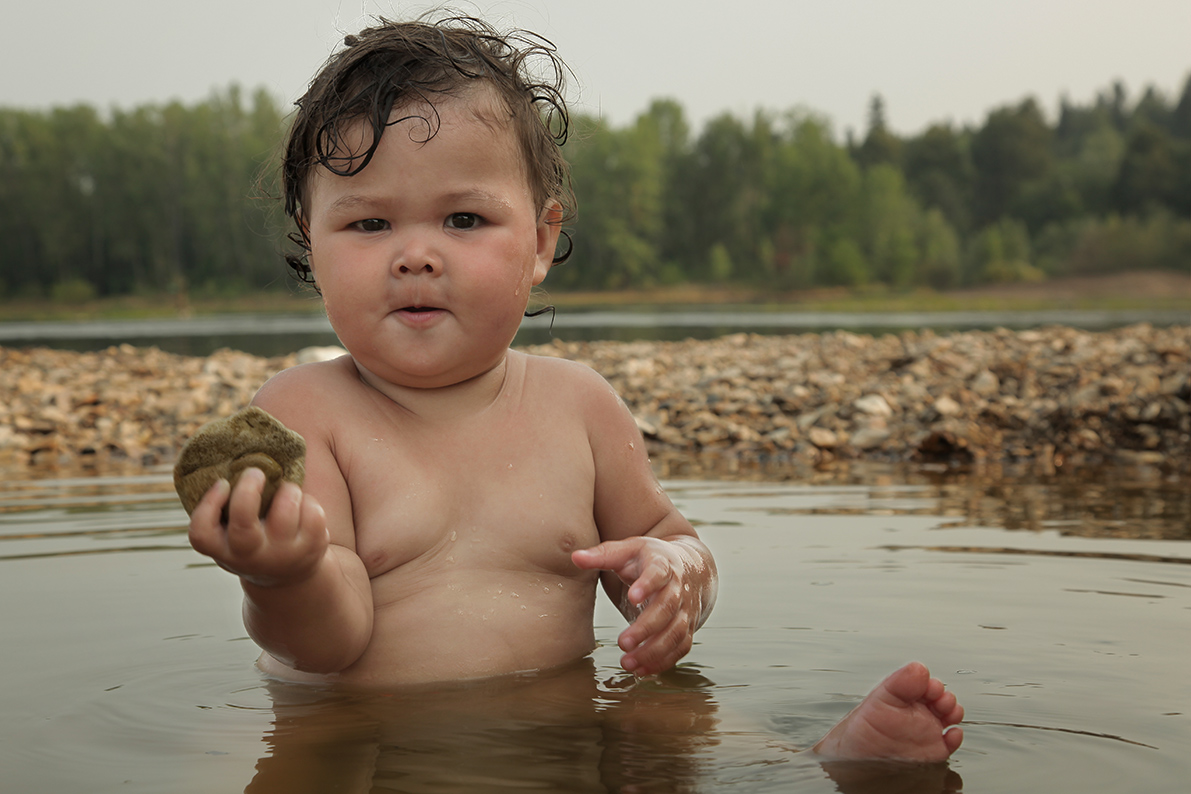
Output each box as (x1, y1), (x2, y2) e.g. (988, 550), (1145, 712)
(1, 323), (1188, 474)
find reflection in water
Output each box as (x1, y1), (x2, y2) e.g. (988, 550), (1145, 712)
(245, 660), (723, 794)
(652, 457), (1191, 541)
(244, 660), (961, 794)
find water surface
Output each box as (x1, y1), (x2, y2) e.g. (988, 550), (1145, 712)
(2, 306), (1187, 356)
(1, 465), (1187, 792)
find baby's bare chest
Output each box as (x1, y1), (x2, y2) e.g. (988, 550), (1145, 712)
(342, 420), (599, 580)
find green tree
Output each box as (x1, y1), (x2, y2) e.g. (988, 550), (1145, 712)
(967, 218), (1041, 283)
(902, 123), (974, 233)
(765, 112), (863, 287)
(917, 209), (962, 288)
(861, 164), (920, 288)
(1171, 73), (1191, 139)
(970, 98), (1053, 226)
(1113, 122), (1179, 213)
(666, 110), (776, 283)
(854, 94), (902, 170)
(563, 104), (679, 289)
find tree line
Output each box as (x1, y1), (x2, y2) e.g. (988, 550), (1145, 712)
(2, 74), (1190, 302)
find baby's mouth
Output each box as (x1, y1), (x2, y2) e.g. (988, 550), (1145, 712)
(394, 305), (446, 323)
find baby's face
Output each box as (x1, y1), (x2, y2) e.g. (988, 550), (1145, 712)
(303, 87), (560, 390)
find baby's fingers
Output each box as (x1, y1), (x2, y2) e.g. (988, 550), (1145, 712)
(265, 483), (329, 557)
(618, 586), (678, 651)
(225, 468), (266, 557)
(263, 481), (303, 542)
(621, 606), (694, 675)
(188, 478), (231, 558)
(626, 555), (674, 607)
(571, 538), (643, 579)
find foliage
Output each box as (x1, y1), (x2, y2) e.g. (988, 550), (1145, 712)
(0, 86), (286, 299)
(2, 69), (1191, 302)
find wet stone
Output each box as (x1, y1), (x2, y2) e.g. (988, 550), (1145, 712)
(0, 324), (1188, 475)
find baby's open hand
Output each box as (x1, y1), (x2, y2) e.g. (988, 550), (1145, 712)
(572, 536), (710, 676)
(187, 468), (329, 588)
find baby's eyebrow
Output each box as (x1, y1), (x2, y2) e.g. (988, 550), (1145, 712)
(324, 188), (514, 216)
(325, 194), (378, 215)
(441, 188), (512, 209)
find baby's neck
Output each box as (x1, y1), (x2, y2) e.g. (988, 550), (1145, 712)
(353, 353), (515, 421)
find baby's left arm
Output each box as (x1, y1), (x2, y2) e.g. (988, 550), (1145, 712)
(570, 370), (717, 676)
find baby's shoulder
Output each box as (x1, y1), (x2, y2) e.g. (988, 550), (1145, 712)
(519, 351), (611, 394)
(251, 356), (361, 429)
(256, 356), (355, 399)
(518, 351), (631, 422)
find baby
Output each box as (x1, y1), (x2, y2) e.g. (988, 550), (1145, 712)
(186, 16), (961, 762)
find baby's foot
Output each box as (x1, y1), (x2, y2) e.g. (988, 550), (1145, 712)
(174, 406), (306, 518)
(812, 662), (963, 762)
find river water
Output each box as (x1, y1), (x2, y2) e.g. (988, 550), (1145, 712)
(2, 310), (1188, 790)
(1, 462), (1187, 793)
(2, 306), (1188, 356)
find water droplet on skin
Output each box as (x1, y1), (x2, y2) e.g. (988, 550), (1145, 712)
(446, 556), (455, 564)
(683, 583), (691, 592)
(543, 586), (550, 593)
(511, 592), (520, 598)
(449, 531), (457, 542)
(507, 463), (514, 470)
(557, 582), (564, 589)
(520, 605), (527, 610)
(628, 442), (634, 449)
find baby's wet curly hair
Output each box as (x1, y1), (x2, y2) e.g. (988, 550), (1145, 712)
(281, 15), (574, 284)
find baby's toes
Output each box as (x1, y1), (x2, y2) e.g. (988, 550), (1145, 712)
(930, 690), (963, 725)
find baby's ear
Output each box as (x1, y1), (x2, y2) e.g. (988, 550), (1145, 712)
(534, 200), (564, 284)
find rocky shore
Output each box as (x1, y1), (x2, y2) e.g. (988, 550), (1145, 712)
(1, 323), (1188, 475)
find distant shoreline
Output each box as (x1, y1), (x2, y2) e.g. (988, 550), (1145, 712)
(2, 323), (1187, 477)
(2, 271), (1189, 324)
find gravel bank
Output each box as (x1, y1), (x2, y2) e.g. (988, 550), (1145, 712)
(2, 323), (1188, 474)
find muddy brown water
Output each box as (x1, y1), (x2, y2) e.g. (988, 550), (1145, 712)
(1, 463), (1187, 792)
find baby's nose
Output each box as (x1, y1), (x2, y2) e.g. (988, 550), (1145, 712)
(397, 260), (436, 274)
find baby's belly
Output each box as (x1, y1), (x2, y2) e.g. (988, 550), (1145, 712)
(264, 566), (601, 688)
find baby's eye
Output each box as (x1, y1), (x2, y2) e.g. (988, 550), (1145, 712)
(352, 218), (388, 232)
(446, 213), (481, 230)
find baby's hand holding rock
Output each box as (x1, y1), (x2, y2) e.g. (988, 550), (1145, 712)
(174, 406), (306, 519)
(176, 407), (327, 588)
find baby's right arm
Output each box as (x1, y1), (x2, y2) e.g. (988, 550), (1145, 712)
(187, 370), (374, 675)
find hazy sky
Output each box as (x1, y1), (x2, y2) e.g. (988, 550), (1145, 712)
(3, 0), (1189, 137)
